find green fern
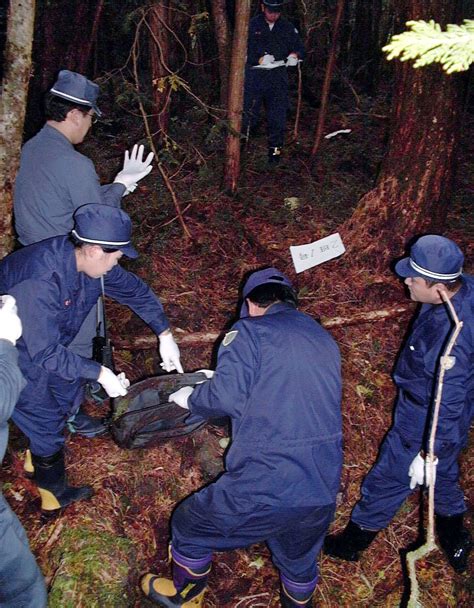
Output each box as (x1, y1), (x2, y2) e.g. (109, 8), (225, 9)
(383, 19), (474, 74)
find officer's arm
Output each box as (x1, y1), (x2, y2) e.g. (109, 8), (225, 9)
(104, 266), (170, 336)
(431, 325), (473, 456)
(287, 23), (306, 60)
(11, 280), (100, 382)
(247, 21), (265, 66)
(0, 342), (26, 425)
(188, 322), (258, 419)
(64, 154), (125, 211)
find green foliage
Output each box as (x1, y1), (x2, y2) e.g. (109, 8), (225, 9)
(383, 19), (474, 74)
(48, 528), (134, 607)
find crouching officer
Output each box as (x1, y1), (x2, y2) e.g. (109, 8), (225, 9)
(0, 204), (183, 515)
(243, 1), (305, 165)
(324, 236), (473, 573)
(141, 268), (343, 607)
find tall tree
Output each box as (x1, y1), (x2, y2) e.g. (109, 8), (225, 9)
(149, 1), (171, 136)
(210, 0), (231, 107)
(341, 0), (465, 269)
(0, 0), (36, 258)
(223, 0), (251, 193)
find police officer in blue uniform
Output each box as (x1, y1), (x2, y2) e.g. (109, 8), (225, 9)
(325, 235), (473, 573)
(0, 204), (182, 515)
(243, 1), (305, 164)
(141, 268), (343, 608)
(14, 70), (155, 437)
(0, 296), (47, 607)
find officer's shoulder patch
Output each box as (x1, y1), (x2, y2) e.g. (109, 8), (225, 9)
(222, 330), (238, 347)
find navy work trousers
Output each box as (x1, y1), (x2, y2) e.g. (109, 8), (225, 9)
(171, 492), (335, 583)
(243, 68), (289, 148)
(0, 494), (47, 607)
(352, 428), (467, 531)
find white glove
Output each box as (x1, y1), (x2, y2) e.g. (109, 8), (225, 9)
(259, 54), (275, 66)
(98, 366), (129, 398)
(168, 386), (194, 410)
(286, 54), (299, 67)
(0, 295), (22, 345)
(196, 369), (214, 380)
(408, 452), (438, 490)
(195, 369), (214, 384)
(159, 332), (184, 373)
(117, 372), (130, 390)
(114, 144), (154, 193)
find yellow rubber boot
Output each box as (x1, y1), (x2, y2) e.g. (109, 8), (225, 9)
(24, 449), (35, 478)
(141, 574), (206, 607)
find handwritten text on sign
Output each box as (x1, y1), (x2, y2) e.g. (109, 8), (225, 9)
(290, 233), (346, 273)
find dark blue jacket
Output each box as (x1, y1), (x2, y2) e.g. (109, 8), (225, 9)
(14, 125), (125, 245)
(393, 276), (474, 456)
(246, 14), (305, 67)
(0, 237), (169, 384)
(189, 303), (342, 510)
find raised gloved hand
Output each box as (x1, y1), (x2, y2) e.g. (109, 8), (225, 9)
(98, 366), (129, 398)
(114, 144), (154, 194)
(168, 386), (194, 409)
(0, 295), (22, 345)
(159, 332), (184, 373)
(259, 54), (275, 66)
(286, 54), (299, 67)
(408, 452), (438, 490)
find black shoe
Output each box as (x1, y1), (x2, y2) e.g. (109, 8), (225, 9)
(67, 409), (109, 438)
(32, 450), (93, 514)
(436, 513), (472, 573)
(324, 520), (378, 561)
(268, 146), (282, 165)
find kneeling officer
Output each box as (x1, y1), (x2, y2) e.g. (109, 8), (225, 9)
(0, 204), (182, 514)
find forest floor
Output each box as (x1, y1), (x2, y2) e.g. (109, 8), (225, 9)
(2, 86), (473, 607)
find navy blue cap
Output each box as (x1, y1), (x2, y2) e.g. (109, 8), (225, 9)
(50, 70), (102, 117)
(72, 204), (138, 259)
(263, 0), (285, 11)
(240, 267), (294, 317)
(395, 235), (463, 282)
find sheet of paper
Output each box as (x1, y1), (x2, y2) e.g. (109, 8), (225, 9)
(251, 60), (286, 70)
(290, 233), (346, 273)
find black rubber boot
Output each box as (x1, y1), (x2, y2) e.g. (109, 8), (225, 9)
(324, 520), (379, 561)
(436, 513), (472, 573)
(32, 450), (93, 514)
(67, 406), (109, 438)
(141, 548), (210, 607)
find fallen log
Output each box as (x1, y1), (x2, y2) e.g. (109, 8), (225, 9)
(114, 304), (412, 351)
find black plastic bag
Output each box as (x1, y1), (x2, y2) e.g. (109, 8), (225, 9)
(110, 373), (207, 449)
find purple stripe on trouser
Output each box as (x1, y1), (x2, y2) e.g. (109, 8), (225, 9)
(281, 572), (318, 601)
(171, 545), (212, 590)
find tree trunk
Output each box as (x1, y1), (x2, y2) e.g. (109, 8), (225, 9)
(149, 1), (171, 136)
(350, 0), (382, 94)
(210, 0), (231, 107)
(0, 0), (36, 259)
(311, 0), (345, 157)
(341, 0), (465, 269)
(223, 0), (251, 193)
(75, 0), (105, 74)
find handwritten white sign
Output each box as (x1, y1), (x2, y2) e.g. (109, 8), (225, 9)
(290, 233), (346, 273)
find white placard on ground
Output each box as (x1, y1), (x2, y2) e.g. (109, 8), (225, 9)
(290, 233), (346, 273)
